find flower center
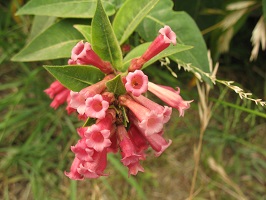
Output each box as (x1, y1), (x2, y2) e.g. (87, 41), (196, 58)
(92, 100), (103, 112)
(131, 76), (143, 89)
(91, 131), (104, 143)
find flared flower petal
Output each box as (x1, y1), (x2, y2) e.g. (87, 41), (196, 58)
(77, 149), (108, 178)
(146, 132), (172, 157)
(127, 161), (144, 176)
(85, 124), (111, 152)
(69, 75), (114, 115)
(64, 157), (84, 180)
(148, 82), (193, 117)
(119, 95), (164, 135)
(71, 139), (94, 162)
(125, 70), (148, 97)
(138, 110), (164, 136)
(85, 94), (109, 119)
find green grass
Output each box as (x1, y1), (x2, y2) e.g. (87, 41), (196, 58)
(1, 1), (266, 200)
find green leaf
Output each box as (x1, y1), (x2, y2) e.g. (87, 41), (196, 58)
(122, 42), (193, 71)
(16, 0), (116, 18)
(28, 15), (56, 42)
(44, 65), (105, 91)
(106, 74), (126, 95)
(109, 0), (127, 9)
(74, 25), (92, 42)
(91, 0), (123, 70)
(137, 0), (210, 76)
(112, 0), (159, 45)
(11, 19), (84, 62)
(83, 118), (96, 127)
(262, 0), (266, 21)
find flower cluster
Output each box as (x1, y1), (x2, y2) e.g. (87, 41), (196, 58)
(45, 26), (193, 179)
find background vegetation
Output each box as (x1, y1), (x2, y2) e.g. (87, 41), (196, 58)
(1, 0), (265, 199)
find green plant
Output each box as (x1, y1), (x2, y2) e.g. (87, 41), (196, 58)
(2, 0), (265, 199)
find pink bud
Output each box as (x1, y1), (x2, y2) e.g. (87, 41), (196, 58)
(44, 81), (71, 109)
(50, 89), (70, 109)
(44, 80), (65, 98)
(148, 82), (193, 117)
(125, 70), (148, 97)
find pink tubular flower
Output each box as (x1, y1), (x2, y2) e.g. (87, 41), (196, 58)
(148, 82), (193, 117)
(125, 70), (148, 97)
(71, 139), (94, 162)
(69, 41), (114, 74)
(117, 125), (145, 176)
(44, 80), (65, 98)
(69, 91), (87, 115)
(108, 131), (118, 153)
(145, 132), (172, 157)
(69, 74), (114, 115)
(44, 81), (71, 109)
(49, 89), (70, 109)
(77, 127), (88, 138)
(64, 157), (84, 180)
(128, 25), (176, 72)
(128, 123), (149, 153)
(127, 162), (144, 176)
(77, 148), (108, 178)
(85, 124), (111, 152)
(95, 109), (116, 130)
(119, 95), (164, 136)
(85, 94), (109, 119)
(132, 95), (172, 123)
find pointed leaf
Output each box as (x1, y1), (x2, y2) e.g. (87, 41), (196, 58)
(137, 0), (210, 79)
(74, 25), (92, 42)
(16, 0), (116, 18)
(122, 42), (193, 71)
(28, 15), (56, 42)
(83, 118), (96, 127)
(91, 0), (123, 70)
(44, 65), (105, 91)
(11, 19), (84, 62)
(106, 74), (126, 95)
(112, 0), (159, 45)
